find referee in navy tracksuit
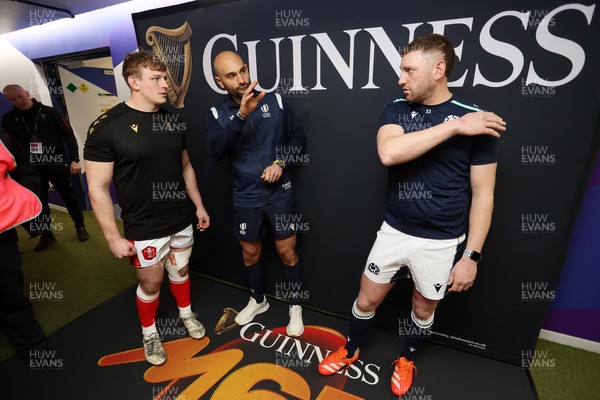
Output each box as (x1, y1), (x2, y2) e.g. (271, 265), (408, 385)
(206, 51), (306, 337)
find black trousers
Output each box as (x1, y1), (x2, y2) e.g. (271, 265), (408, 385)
(38, 166), (85, 230)
(0, 229), (46, 355)
(16, 171), (51, 237)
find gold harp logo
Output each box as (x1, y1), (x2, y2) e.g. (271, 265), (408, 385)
(145, 22), (192, 109)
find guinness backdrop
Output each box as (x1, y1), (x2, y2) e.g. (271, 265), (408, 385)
(132, 0), (600, 365)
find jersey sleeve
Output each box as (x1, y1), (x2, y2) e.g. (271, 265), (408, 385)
(177, 114), (187, 150)
(377, 101), (402, 129)
(83, 115), (115, 162)
(470, 135), (499, 165)
(47, 106), (80, 162)
(205, 106), (245, 161)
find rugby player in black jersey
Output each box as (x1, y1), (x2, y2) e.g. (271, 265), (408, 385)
(84, 51), (210, 365)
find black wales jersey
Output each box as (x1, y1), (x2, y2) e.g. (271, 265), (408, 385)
(84, 103), (192, 240)
(378, 96), (499, 239)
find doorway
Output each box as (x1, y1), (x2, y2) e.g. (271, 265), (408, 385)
(34, 48), (119, 210)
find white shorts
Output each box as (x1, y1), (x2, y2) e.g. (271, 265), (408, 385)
(363, 221), (465, 300)
(128, 224), (194, 268)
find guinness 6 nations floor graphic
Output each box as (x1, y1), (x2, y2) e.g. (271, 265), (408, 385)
(0, 276), (535, 399)
(99, 324), (366, 399)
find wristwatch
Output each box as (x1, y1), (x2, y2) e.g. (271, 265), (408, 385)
(273, 159), (286, 169)
(236, 110), (246, 121)
(464, 249), (482, 262)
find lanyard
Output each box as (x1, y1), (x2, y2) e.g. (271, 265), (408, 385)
(21, 107), (42, 140)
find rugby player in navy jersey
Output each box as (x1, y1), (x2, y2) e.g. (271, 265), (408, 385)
(318, 34), (506, 396)
(84, 51), (210, 365)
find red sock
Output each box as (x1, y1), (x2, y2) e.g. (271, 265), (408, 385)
(169, 275), (191, 308)
(136, 286), (159, 328)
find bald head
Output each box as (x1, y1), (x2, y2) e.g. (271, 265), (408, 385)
(3, 84), (24, 94)
(213, 51), (244, 76)
(2, 84), (34, 111)
(213, 51), (249, 102)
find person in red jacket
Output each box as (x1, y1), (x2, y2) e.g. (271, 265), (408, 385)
(0, 134), (48, 358)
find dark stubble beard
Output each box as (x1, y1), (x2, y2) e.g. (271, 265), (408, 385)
(227, 84), (247, 100)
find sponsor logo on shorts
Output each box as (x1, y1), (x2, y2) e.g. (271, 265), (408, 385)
(141, 246), (157, 261)
(367, 263), (380, 275)
(434, 283), (443, 293)
(239, 223), (247, 235)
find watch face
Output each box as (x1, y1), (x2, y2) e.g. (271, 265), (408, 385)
(465, 250), (482, 262)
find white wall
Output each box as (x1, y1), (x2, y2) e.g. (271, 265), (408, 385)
(57, 66), (120, 170)
(0, 0), (194, 95)
(0, 36), (51, 105)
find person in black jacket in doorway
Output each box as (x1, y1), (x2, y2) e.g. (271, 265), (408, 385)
(2, 84), (89, 251)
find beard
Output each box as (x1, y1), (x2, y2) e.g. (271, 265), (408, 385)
(404, 79), (435, 104)
(227, 83), (248, 100)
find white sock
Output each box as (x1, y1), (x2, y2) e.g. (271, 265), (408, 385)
(142, 324), (157, 338)
(179, 305), (192, 318)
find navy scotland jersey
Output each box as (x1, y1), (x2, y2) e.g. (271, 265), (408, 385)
(378, 95), (499, 239)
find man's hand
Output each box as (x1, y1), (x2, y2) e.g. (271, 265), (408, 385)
(447, 257), (478, 292)
(70, 161), (82, 174)
(196, 207), (210, 232)
(238, 80), (266, 118)
(107, 237), (137, 259)
(261, 164), (283, 183)
(456, 111), (506, 138)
